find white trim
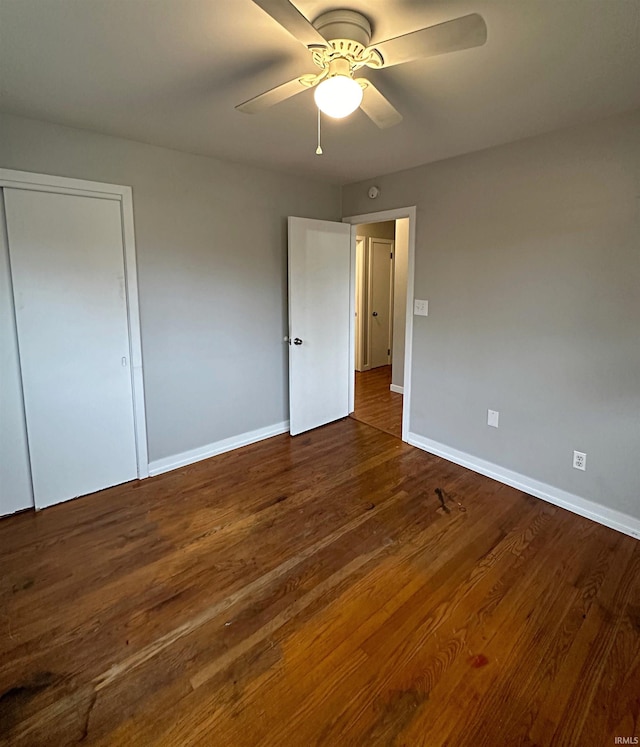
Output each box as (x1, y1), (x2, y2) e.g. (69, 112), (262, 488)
(390, 384), (404, 394)
(407, 431), (640, 541)
(119, 189), (148, 477)
(148, 421), (290, 477)
(354, 235), (365, 373)
(342, 207), (417, 444)
(0, 168), (127, 200)
(0, 168), (149, 480)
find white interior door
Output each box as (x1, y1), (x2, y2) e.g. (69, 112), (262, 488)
(4, 188), (138, 509)
(368, 237), (394, 369)
(288, 217), (352, 436)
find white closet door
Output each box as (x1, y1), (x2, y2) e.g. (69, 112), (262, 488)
(4, 188), (138, 509)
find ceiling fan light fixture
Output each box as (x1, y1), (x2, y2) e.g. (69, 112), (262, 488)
(314, 74), (363, 119)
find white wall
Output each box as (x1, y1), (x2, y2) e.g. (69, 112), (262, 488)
(0, 113), (341, 465)
(343, 110), (640, 524)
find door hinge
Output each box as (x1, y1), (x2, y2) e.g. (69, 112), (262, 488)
(387, 348), (391, 356)
(390, 252), (393, 259)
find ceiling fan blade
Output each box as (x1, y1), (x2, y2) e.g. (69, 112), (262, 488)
(251, 0), (328, 49)
(357, 79), (403, 129)
(373, 13), (487, 68)
(236, 73), (321, 114)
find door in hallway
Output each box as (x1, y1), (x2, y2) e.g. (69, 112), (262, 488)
(368, 237), (393, 369)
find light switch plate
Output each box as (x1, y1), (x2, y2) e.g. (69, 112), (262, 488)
(488, 409), (499, 428)
(414, 299), (428, 316)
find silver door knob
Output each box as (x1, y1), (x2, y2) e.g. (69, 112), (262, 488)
(293, 338), (303, 345)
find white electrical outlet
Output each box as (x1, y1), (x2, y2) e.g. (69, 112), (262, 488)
(414, 299), (428, 316)
(487, 410), (499, 428)
(573, 451), (587, 471)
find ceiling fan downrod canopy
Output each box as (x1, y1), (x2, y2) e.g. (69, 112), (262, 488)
(312, 9), (372, 47)
(309, 10), (383, 73)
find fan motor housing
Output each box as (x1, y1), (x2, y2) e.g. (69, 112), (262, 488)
(312, 9), (372, 47)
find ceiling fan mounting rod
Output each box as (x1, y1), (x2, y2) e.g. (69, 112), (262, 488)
(325, 56), (351, 80)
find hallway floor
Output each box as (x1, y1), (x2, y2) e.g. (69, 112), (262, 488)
(351, 364), (403, 438)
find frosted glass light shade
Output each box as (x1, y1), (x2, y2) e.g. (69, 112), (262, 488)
(314, 75), (363, 118)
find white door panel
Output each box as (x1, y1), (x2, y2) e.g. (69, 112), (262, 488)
(288, 217), (351, 436)
(4, 188), (138, 508)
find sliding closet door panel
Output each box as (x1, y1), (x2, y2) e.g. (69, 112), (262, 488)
(4, 189), (137, 508)
(0, 190), (34, 516)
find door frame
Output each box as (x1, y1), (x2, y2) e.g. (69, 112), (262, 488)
(354, 236), (367, 372)
(342, 206), (416, 443)
(0, 168), (149, 479)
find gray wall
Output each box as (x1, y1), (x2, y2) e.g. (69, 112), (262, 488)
(343, 110), (640, 519)
(0, 113), (341, 463)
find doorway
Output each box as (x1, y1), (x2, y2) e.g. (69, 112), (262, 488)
(344, 209), (415, 441)
(286, 207), (415, 442)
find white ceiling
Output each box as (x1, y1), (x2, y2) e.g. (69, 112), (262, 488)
(1, 0), (639, 183)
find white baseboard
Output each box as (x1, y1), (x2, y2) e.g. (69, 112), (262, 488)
(390, 384), (404, 394)
(407, 431), (640, 541)
(148, 421), (290, 477)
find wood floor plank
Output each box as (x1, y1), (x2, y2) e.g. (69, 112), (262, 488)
(419, 520), (625, 747)
(183, 488), (528, 745)
(289, 500), (566, 746)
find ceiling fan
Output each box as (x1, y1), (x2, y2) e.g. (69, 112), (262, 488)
(237, 0), (488, 128)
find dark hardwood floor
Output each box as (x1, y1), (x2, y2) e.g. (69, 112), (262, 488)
(352, 364), (403, 438)
(1, 417), (639, 746)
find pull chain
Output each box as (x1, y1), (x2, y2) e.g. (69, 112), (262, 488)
(315, 108), (323, 155)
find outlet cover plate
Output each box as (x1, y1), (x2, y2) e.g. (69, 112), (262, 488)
(488, 409), (499, 428)
(414, 299), (428, 316)
(573, 450), (587, 471)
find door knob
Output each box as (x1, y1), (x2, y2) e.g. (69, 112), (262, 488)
(293, 338), (303, 345)
(372, 311), (378, 317)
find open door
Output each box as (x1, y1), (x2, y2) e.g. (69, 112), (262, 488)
(288, 217), (352, 436)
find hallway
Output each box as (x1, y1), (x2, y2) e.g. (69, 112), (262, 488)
(351, 365), (403, 439)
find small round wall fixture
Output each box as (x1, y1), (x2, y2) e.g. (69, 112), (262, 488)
(368, 185), (380, 199)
